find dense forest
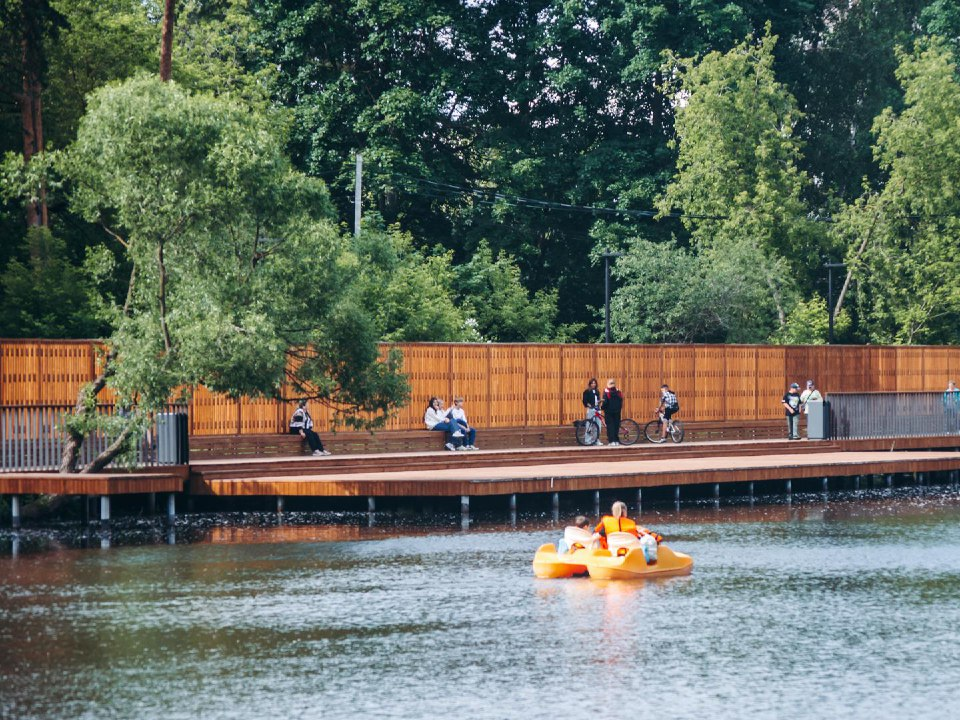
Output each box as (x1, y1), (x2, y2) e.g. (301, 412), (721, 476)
(2, 0), (960, 346)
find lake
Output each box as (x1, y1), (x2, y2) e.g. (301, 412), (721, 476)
(2, 487), (960, 719)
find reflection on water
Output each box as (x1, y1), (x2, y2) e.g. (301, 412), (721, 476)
(1, 488), (960, 720)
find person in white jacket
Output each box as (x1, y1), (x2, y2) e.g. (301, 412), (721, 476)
(447, 396), (478, 449)
(424, 397), (464, 450)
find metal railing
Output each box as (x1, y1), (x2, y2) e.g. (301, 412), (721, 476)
(0, 403), (188, 473)
(828, 392), (960, 439)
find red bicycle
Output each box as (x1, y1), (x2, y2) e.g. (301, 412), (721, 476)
(575, 409), (640, 446)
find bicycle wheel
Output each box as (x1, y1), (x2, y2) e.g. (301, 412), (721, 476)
(619, 418), (640, 445)
(643, 419), (663, 443)
(668, 420), (685, 444)
(576, 420), (600, 446)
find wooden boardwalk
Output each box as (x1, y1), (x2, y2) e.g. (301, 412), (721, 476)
(187, 438), (960, 498)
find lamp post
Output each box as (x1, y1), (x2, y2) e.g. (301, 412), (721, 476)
(602, 250), (624, 343)
(823, 262), (845, 344)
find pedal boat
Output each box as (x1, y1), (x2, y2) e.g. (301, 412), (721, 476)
(532, 543), (591, 578)
(584, 544), (693, 580)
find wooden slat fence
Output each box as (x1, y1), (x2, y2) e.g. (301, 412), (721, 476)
(3, 339), (960, 434)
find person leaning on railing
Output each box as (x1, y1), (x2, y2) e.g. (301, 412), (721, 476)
(943, 381), (960, 434)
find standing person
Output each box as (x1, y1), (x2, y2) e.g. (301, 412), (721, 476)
(782, 383), (802, 440)
(943, 381), (960, 434)
(424, 397), (464, 451)
(602, 379), (624, 446)
(448, 396), (478, 449)
(289, 399), (330, 456)
(582, 378), (603, 445)
(655, 384), (680, 443)
(800, 380), (823, 412)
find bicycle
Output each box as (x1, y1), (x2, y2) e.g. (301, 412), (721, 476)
(575, 409), (640, 446)
(643, 410), (684, 444)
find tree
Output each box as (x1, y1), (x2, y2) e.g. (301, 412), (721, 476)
(833, 40), (960, 343)
(59, 75), (407, 472)
(0, 226), (102, 337)
(655, 27), (820, 331)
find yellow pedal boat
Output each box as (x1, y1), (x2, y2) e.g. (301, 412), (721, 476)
(532, 543), (591, 578)
(584, 545), (693, 580)
(532, 543), (693, 580)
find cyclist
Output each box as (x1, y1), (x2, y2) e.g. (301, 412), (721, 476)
(654, 384), (680, 443)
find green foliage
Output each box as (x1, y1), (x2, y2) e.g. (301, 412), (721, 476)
(768, 296), (851, 345)
(0, 227), (102, 337)
(610, 236), (787, 343)
(65, 75), (407, 429)
(453, 241), (560, 342)
(836, 40), (960, 343)
(350, 221), (478, 342)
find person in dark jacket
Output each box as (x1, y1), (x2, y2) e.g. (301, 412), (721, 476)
(581, 378), (603, 445)
(602, 379), (624, 446)
(289, 399), (330, 456)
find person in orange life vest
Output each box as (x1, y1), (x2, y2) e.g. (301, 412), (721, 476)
(591, 501), (662, 549)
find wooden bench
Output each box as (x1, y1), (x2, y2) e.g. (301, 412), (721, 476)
(189, 420), (786, 460)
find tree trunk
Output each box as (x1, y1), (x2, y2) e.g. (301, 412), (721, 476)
(19, 1), (48, 227)
(159, 0), (176, 82)
(58, 355), (115, 473)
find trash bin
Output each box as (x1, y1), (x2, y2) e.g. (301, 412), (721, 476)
(806, 400), (830, 440)
(156, 412), (189, 464)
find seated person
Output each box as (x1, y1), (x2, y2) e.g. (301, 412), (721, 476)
(447, 396), (478, 449)
(289, 399), (330, 456)
(592, 501), (662, 550)
(424, 396), (464, 451)
(557, 515), (590, 554)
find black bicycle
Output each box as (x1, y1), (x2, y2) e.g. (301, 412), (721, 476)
(643, 410), (685, 444)
(575, 409), (640, 446)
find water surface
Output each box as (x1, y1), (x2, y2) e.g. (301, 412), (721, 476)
(2, 489), (960, 720)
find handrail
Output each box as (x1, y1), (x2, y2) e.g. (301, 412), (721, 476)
(827, 391), (960, 439)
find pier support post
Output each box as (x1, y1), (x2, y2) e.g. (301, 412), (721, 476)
(785, 480), (792, 495)
(460, 495), (470, 530)
(99, 495), (111, 531)
(674, 485), (681, 503)
(552, 492), (560, 522)
(147, 492), (156, 515)
(10, 495), (20, 530)
(748, 482), (754, 500)
(822, 477), (829, 493)
(509, 494), (517, 513)
(166, 493), (176, 526)
(918, 472), (925, 487)
(854, 476), (861, 491)
(636, 488), (642, 514)
(367, 496), (376, 513)
(886, 474), (893, 489)
(80, 494), (90, 526)
(713, 483), (720, 500)
(276, 496), (285, 514)
(593, 490), (600, 517)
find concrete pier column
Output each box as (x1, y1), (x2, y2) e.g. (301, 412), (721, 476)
(854, 476), (861, 491)
(636, 488), (642, 514)
(460, 495), (470, 531)
(886, 474), (893, 489)
(785, 480), (792, 495)
(80, 494), (90, 526)
(674, 485), (681, 502)
(276, 496), (285, 514)
(918, 472), (925, 486)
(99, 496), (111, 530)
(822, 477), (829, 493)
(166, 493), (176, 526)
(551, 492), (560, 523)
(713, 483), (720, 499)
(147, 492), (156, 515)
(509, 494), (517, 527)
(367, 496), (376, 512)
(10, 495), (20, 530)
(593, 490), (600, 517)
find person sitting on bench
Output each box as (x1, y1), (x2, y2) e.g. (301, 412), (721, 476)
(424, 397), (464, 451)
(447, 396), (478, 449)
(290, 399), (330, 456)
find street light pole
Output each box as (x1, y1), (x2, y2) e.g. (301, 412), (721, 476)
(823, 262), (846, 344)
(602, 250), (624, 343)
